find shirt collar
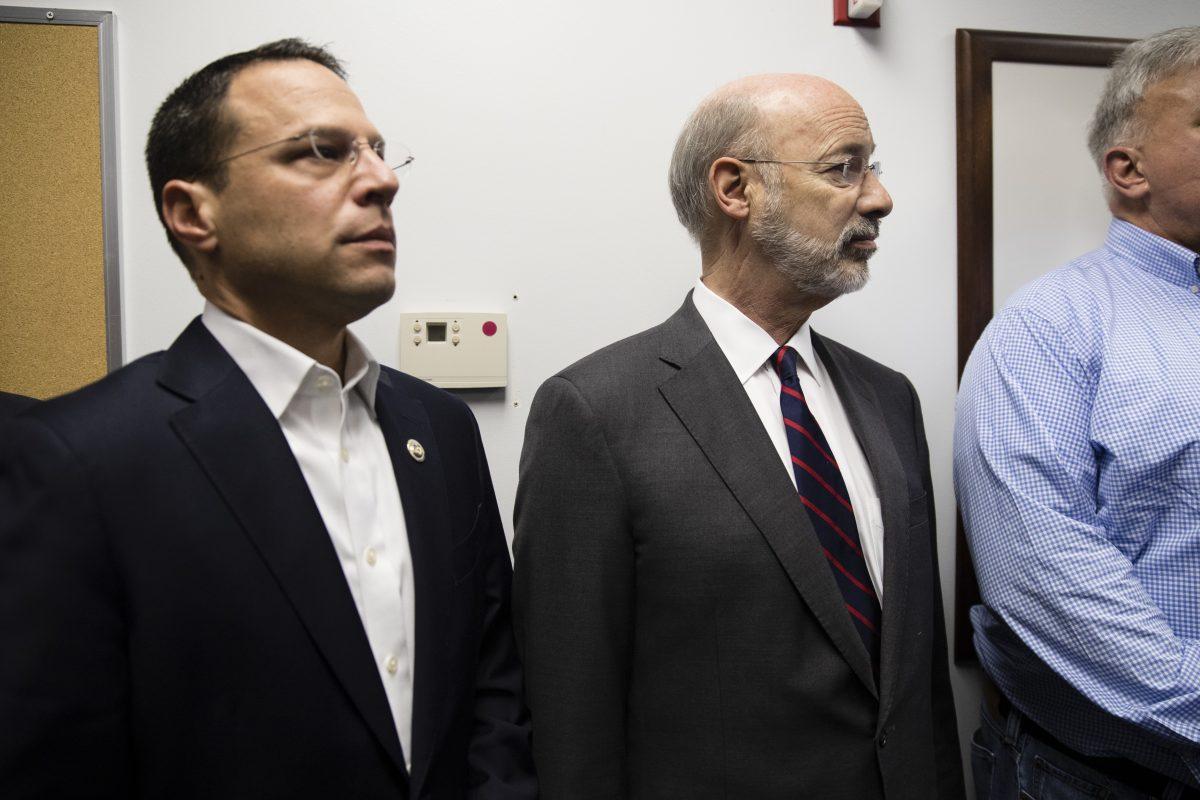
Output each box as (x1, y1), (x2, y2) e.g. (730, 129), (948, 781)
(201, 302), (381, 419)
(1106, 217), (1200, 291)
(691, 278), (822, 386)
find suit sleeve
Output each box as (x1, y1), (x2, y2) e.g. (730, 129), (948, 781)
(465, 411), (538, 799)
(512, 376), (633, 799)
(0, 416), (131, 798)
(907, 379), (966, 800)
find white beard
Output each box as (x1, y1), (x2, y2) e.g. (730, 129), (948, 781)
(749, 188), (878, 299)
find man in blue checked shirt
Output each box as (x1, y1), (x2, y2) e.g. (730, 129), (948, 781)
(955, 27), (1200, 800)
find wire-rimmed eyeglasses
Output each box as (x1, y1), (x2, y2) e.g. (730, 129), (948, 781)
(214, 128), (415, 173)
(735, 155), (881, 186)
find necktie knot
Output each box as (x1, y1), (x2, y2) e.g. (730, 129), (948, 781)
(772, 346), (800, 386)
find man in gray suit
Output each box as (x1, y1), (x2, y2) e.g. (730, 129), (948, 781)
(513, 75), (964, 798)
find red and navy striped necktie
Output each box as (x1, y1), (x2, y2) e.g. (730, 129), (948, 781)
(772, 346), (881, 667)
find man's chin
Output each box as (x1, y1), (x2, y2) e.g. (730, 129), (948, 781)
(360, 279), (396, 309)
(334, 274), (395, 323)
(823, 258), (871, 296)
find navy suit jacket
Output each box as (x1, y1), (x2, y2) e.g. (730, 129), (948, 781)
(0, 391), (37, 418)
(0, 319), (535, 799)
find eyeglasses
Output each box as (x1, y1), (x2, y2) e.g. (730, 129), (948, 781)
(214, 128), (415, 173)
(735, 155), (882, 186)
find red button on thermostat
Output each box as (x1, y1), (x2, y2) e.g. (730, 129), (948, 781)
(482, 321), (498, 337)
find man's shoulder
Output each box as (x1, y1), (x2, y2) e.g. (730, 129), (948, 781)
(561, 323), (665, 375)
(812, 333), (926, 435)
(378, 365), (478, 430)
(999, 245), (1117, 323)
(380, 364), (463, 404)
(24, 351), (171, 433)
(1, 351), (179, 477)
(983, 246), (1117, 364)
(814, 333), (909, 388)
(551, 295), (704, 389)
(0, 391), (38, 418)
(548, 318), (677, 403)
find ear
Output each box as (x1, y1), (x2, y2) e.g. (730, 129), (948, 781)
(709, 157), (752, 223)
(161, 179), (219, 256)
(1102, 146), (1149, 203)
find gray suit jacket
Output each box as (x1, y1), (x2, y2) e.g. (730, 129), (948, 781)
(513, 294), (963, 799)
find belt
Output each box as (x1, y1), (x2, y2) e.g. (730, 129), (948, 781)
(998, 697), (1200, 800)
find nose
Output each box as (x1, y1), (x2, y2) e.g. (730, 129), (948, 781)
(354, 145), (400, 208)
(857, 168), (892, 219)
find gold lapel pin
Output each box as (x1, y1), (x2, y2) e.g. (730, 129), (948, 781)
(406, 439), (426, 462)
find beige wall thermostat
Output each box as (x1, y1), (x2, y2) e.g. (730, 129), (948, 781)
(398, 313), (508, 389)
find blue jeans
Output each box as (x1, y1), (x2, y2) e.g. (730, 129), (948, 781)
(971, 701), (1194, 800)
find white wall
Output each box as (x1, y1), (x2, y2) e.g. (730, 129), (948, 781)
(993, 62), (1112, 311)
(8, 0), (1198, 790)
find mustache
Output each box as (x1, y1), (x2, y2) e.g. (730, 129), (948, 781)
(839, 217), (880, 247)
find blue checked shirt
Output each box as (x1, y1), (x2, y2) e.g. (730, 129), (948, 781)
(955, 218), (1200, 786)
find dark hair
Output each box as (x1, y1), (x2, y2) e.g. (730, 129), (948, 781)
(145, 38), (346, 264)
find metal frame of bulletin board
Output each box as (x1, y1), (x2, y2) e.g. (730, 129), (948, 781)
(0, 6), (121, 399)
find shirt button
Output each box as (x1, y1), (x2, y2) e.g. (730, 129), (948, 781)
(339, 447), (350, 463)
(315, 375), (334, 391)
(385, 655), (398, 675)
(365, 548), (377, 566)
(1191, 285), (1198, 294)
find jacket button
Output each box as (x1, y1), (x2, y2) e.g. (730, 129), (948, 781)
(877, 724), (895, 749)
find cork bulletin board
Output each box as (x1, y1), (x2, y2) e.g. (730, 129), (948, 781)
(0, 8), (120, 400)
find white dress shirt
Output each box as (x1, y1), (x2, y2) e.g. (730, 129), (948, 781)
(691, 279), (885, 598)
(202, 303), (415, 770)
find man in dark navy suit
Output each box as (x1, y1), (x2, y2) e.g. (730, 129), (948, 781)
(0, 39), (534, 799)
(0, 391), (36, 418)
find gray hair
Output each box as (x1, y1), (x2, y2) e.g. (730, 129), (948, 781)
(1088, 26), (1200, 165)
(668, 94), (776, 245)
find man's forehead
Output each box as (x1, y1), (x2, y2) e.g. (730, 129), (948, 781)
(715, 74), (873, 154)
(768, 93), (873, 155)
(1142, 65), (1200, 108)
(224, 59), (370, 137)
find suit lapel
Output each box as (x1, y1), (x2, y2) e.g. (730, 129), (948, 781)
(373, 374), (452, 798)
(656, 300), (878, 696)
(159, 320), (409, 778)
(812, 333), (912, 715)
